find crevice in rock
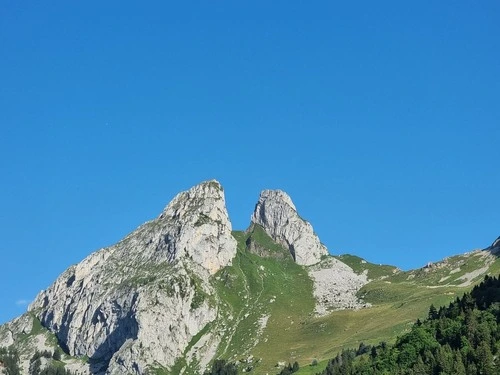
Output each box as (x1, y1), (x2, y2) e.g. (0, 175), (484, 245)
(289, 244), (296, 262)
(66, 275), (76, 288)
(89, 307), (139, 374)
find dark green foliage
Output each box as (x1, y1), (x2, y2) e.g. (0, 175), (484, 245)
(0, 347), (21, 374)
(31, 350), (52, 362)
(52, 349), (61, 361)
(39, 367), (73, 375)
(24, 350), (74, 375)
(203, 359), (238, 375)
(277, 361), (300, 375)
(189, 274), (208, 310)
(316, 274), (500, 375)
(428, 304), (438, 320)
(355, 342), (371, 356)
(31, 358), (42, 375)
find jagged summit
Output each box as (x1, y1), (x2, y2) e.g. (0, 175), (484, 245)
(114, 179), (236, 273)
(251, 189), (328, 265)
(153, 179), (236, 273)
(161, 179), (223, 216)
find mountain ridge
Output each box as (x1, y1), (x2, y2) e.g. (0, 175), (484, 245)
(0, 180), (497, 375)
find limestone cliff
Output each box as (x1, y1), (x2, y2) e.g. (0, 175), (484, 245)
(251, 189), (328, 265)
(26, 180), (236, 374)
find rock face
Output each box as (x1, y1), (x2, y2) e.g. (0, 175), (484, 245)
(308, 258), (370, 315)
(154, 179), (237, 273)
(27, 180), (236, 374)
(251, 190), (328, 265)
(491, 236), (500, 249)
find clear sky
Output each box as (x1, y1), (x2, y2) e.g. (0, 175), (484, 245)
(1, 1), (499, 323)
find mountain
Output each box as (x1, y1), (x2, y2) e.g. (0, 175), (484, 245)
(0, 180), (498, 375)
(250, 189), (328, 265)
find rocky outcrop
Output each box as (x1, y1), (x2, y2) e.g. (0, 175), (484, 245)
(26, 180), (236, 374)
(249, 189), (369, 313)
(0, 314), (90, 374)
(251, 190), (328, 265)
(118, 179), (236, 273)
(308, 258), (370, 315)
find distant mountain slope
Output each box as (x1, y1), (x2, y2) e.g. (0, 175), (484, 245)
(314, 274), (500, 375)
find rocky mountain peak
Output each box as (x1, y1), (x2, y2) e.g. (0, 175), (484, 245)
(251, 189), (328, 265)
(161, 179), (224, 219)
(163, 179), (236, 274)
(20, 180), (237, 374)
(127, 179), (236, 274)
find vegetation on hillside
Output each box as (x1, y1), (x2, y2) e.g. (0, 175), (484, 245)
(203, 231), (498, 375)
(0, 347), (73, 375)
(0, 347), (21, 374)
(315, 274), (500, 375)
(203, 359), (238, 375)
(333, 255), (398, 280)
(212, 229), (316, 372)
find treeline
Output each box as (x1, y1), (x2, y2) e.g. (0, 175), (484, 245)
(204, 359), (238, 375)
(0, 347), (21, 374)
(316, 274), (500, 375)
(0, 347), (73, 375)
(277, 361), (299, 375)
(29, 349), (73, 375)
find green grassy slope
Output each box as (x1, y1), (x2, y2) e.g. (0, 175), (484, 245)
(206, 231), (500, 375)
(212, 227), (317, 374)
(333, 254), (399, 280)
(389, 248), (498, 286)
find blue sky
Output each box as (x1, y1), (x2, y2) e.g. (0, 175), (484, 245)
(1, 1), (499, 323)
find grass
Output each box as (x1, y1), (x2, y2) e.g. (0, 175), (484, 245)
(210, 229), (316, 374)
(333, 254), (398, 280)
(245, 224), (292, 256)
(30, 314), (45, 336)
(294, 359), (329, 375)
(388, 249), (499, 287)
(204, 231), (494, 375)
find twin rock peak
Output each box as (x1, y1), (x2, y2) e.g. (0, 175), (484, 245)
(21, 179), (354, 374)
(156, 179), (329, 274)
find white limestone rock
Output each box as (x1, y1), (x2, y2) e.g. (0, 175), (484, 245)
(24, 180), (236, 374)
(0, 313), (78, 374)
(308, 258), (370, 315)
(251, 190), (328, 265)
(112, 179), (237, 274)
